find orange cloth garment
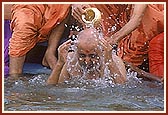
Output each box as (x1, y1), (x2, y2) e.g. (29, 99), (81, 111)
(118, 4), (164, 66)
(9, 4), (70, 57)
(148, 32), (164, 78)
(93, 4), (164, 66)
(92, 4), (132, 37)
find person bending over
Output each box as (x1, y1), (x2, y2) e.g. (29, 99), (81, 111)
(8, 4), (71, 76)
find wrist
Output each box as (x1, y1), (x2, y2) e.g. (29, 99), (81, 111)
(57, 59), (65, 66)
(110, 32), (121, 44)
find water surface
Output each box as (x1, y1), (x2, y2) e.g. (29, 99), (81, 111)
(4, 71), (164, 112)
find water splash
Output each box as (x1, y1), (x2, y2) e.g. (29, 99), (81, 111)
(4, 71), (164, 111)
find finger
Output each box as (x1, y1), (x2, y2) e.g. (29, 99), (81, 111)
(63, 40), (72, 49)
(105, 37), (111, 43)
(81, 4), (91, 10)
(72, 5), (83, 21)
(100, 39), (113, 52)
(102, 38), (113, 48)
(72, 10), (80, 20)
(72, 9), (85, 24)
(77, 6), (85, 14)
(59, 40), (71, 51)
(73, 5), (85, 17)
(99, 38), (108, 49)
(61, 39), (71, 47)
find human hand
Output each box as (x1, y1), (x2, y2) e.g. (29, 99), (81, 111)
(99, 38), (113, 62)
(105, 34), (119, 46)
(57, 40), (71, 63)
(71, 4), (91, 24)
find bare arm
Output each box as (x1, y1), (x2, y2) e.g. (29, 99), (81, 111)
(111, 54), (127, 84)
(107, 4), (147, 45)
(47, 60), (64, 84)
(43, 10), (70, 69)
(105, 54), (127, 84)
(47, 40), (71, 85)
(57, 62), (70, 83)
(124, 61), (163, 83)
(99, 38), (126, 84)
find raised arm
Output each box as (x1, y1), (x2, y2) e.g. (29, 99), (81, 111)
(107, 4), (147, 45)
(47, 40), (71, 85)
(99, 38), (127, 84)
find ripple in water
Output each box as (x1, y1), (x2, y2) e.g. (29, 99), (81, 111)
(4, 71), (164, 111)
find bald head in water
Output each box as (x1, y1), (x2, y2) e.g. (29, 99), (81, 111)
(77, 28), (99, 51)
(75, 28), (126, 82)
(76, 28), (101, 73)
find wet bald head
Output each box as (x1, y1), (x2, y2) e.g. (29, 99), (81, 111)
(76, 28), (102, 72)
(77, 28), (99, 50)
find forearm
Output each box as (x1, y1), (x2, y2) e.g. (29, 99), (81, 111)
(58, 62), (70, 83)
(111, 4), (147, 42)
(108, 62), (126, 84)
(124, 61), (163, 83)
(113, 17), (141, 42)
(47, 61), (64, 85)
(47, 12), (70, 52)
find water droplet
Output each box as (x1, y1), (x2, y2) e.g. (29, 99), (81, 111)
(64, 23), (68, 27)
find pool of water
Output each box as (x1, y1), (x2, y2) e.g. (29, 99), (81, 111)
(3, 63), (164, 112)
